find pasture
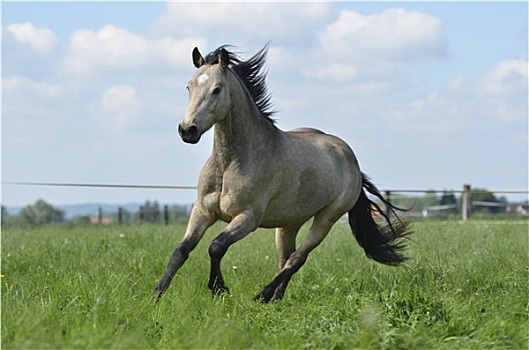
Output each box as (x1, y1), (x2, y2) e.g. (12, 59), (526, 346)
(2, 220), (528, 349)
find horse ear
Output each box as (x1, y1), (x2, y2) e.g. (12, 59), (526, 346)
(192, 47), (204, 68)
(219, 48), (229, 70)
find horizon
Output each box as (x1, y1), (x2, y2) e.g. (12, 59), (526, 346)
(3, 186), (527, 211)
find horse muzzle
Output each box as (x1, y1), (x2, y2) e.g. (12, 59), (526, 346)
(178, 123), (201, 144)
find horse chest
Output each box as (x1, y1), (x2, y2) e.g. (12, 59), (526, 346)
(218, 177), (256, 217)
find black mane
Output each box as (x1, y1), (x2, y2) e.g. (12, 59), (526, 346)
(204, 45), (276, 122)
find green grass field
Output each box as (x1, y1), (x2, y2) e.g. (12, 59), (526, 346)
(2, 220), (528, 349)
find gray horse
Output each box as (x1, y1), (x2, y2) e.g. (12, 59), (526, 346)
(154, 45), (411, 302)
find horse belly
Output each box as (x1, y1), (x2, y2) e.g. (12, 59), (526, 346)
(259, 167), (339, 228)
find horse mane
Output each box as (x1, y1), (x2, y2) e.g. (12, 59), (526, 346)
(204, 45), (277, 123)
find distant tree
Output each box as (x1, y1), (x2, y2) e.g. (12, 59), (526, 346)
(18, 199), (65, 224)
(1, 205), (11, 226)
(137, 200), (161, 223)
(110, 208), (132, 223)
(72, 215), (91, 226)
(19, 205), (37, 224)
(472, 189), (506, 214)
(422, 190), (440, 208)
(170, 204), (189, 222)
(440, 191), (458, 216)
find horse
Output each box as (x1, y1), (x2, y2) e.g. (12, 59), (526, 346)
(153, 44), (411, 303)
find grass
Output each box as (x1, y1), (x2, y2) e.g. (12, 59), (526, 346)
(1, 220), (528, 349)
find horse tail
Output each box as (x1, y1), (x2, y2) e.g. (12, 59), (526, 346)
(348, 173), (411, 266)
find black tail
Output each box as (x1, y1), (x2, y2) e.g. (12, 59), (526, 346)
(349, 173), (412, 265)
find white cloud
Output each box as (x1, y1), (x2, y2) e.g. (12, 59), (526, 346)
(476, 59), (528, 123)
(2, 76), (79, 148)
(303, 63), (359, 82)
(63, 25), (205, 77)
(7, 22), (57, 55)
(150, 2), (333, 46)
(317, 8), (447, 64)
(100, 84), (141, 132)
(2, 76), (76, 122)
(294, 8), (448, 85)
(478, 59), (528, 97)
(4, 76), (64, 99)
(388, 58), (528, 134)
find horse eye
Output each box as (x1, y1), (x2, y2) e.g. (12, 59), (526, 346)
(212, 86), (222, 95)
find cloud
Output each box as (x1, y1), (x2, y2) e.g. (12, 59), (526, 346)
(100, 84), (142, 132)
(478, 59), (528, 97)
(2, 76), (79, 148)
(150, 2), (333, 47)
(476, 59), (528, 123)
(7, 22), (57, 55)
(4, 75), (64, 99)
(387, 58), (528, 134)
(2, 76), (76, 122)
(316, 8), (446, 71)
(62, 25), (205, 78)
(303, 63), (359, 82)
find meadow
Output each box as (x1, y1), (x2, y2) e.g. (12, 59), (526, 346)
(2, 219), (528, 349)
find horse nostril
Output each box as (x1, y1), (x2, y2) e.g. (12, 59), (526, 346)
(178, 124), (200, 143)
(188, 125), (198, 137)
(178, 124), (184, 136)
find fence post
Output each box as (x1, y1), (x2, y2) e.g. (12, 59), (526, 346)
(164, 205), (169, 225)
(384, 190), (392, 219)
(139, 206), (144, 223)
(98, 207), (103, 224)
(118, 207), (123, 224)
(462, 184), (472, 221)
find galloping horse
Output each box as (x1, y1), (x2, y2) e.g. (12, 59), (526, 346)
(154, 45), (411, 302)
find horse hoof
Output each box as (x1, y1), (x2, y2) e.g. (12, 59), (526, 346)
(252, 293), (268, 303)
(211, 284), (230, 296)
(152, 288), (164, 302)
(253, 288), (275, 303)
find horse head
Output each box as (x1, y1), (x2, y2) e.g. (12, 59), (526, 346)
(178, 47), (231, 144)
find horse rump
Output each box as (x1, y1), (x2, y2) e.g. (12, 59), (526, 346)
(348, 173), (412, 265)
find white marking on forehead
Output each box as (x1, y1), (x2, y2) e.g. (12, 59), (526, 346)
(197, 74), (209, 85)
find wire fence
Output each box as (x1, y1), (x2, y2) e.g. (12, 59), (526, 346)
(3, 181), (529, 222)
(5, 181), (528, 194)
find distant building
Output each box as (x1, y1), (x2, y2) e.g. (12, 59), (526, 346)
(90, 216), (112, 224)
(506, 203), (529, 216)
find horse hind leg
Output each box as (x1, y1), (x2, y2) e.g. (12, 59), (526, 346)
(254, 213), (337, 303)
(272, 225), (301, 300)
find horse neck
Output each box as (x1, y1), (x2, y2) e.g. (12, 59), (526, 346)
(213, 73), (279, 169)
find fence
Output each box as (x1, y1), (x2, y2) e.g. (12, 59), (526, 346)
(383, 184), (528, 221)
(3, 181), (528, 223)
(94, 205), (172, 225)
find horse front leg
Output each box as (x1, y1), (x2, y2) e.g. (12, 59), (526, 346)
(153, 206), (216, 300)
(208, 210), (259, 295)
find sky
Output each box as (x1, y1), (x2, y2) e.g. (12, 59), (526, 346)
(2, 1), (528, 207)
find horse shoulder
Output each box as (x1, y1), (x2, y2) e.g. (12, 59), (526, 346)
(195, 155), (223, 214)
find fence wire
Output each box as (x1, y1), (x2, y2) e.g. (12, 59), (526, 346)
(4, 181), (528, 195)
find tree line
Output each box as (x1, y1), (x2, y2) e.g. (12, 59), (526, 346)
(1, 199), (190, 226)
(0, 190), (515, 226)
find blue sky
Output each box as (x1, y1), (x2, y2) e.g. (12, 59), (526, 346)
(2, 1), (528, 207)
